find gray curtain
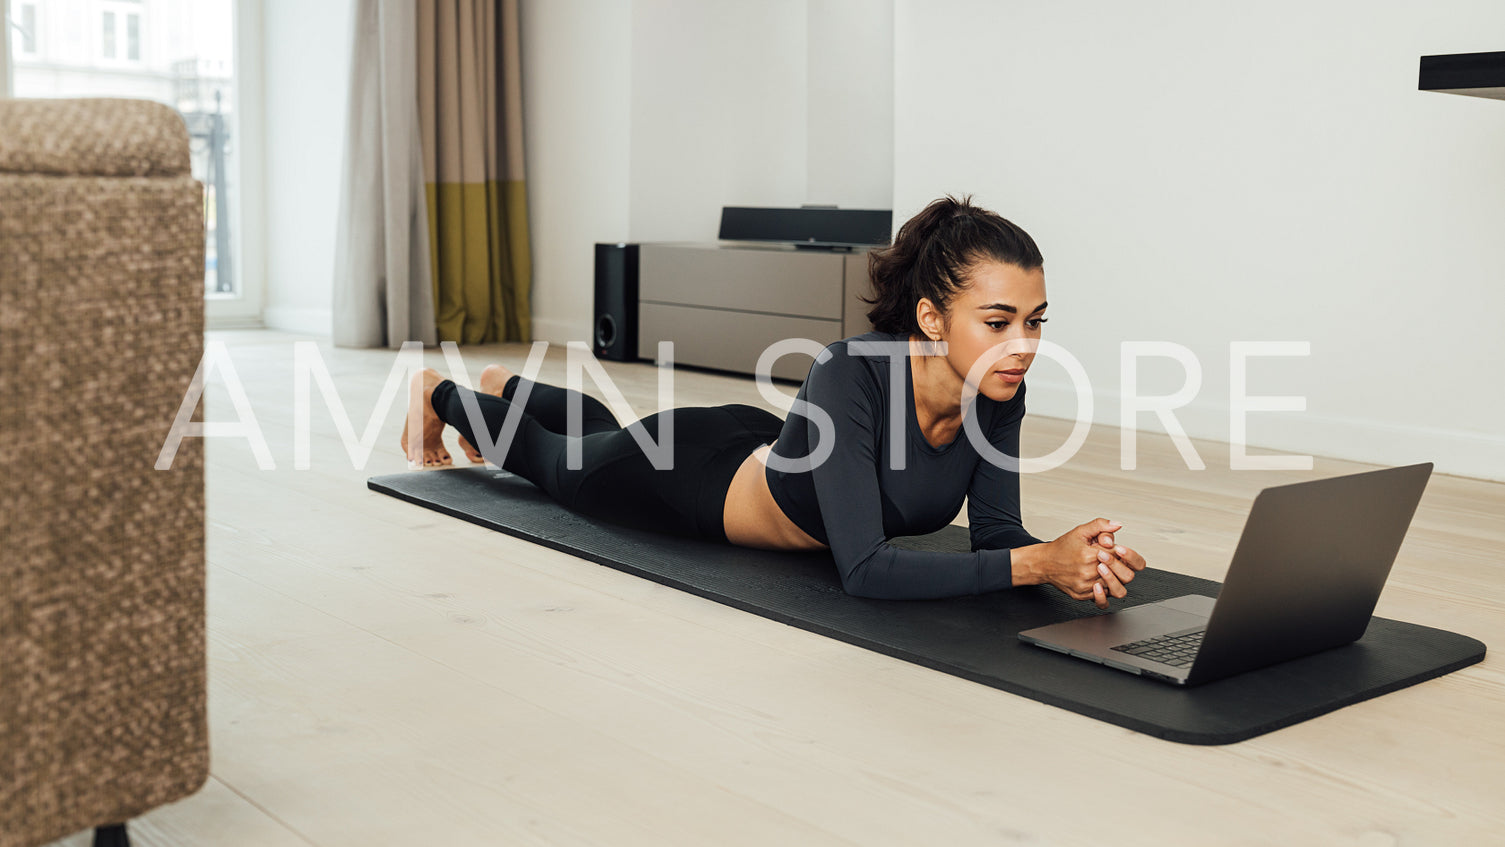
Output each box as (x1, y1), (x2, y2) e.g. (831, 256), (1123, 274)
(332, 0), (438, 348)
(417, 0), (533, 345)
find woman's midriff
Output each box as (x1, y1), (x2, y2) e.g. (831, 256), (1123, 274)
(722, 444), (828, 551)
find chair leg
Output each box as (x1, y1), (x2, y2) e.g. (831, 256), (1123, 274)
(93, 823), (129, 847)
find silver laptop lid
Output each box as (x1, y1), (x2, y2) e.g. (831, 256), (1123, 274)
(1187, 462), (1433, 684)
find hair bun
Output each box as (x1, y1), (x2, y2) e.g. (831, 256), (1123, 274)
(862, 195), (1043, 337)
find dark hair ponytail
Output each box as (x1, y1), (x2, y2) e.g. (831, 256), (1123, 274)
(864, 195), (1044, 337)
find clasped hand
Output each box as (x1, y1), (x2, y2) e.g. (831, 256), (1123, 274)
(1038, 518), (1148, 609)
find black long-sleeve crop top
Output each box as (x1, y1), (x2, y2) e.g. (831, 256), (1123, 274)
(764, 331), (1044, 600)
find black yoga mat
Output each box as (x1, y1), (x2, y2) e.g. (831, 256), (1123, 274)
(368, 467), (1486, 745)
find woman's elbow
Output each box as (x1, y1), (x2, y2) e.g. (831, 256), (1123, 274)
(836, 569), (880, 598)
(836, 566), (930, 601)
(835, 563), (901, 600)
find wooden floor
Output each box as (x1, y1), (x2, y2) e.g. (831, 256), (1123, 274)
(48, 329), (1505, 846)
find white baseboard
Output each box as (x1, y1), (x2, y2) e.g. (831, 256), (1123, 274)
(263, 306), (334, 338)
(1022, 378), (1505, 483)
(205, 314), (265, 330)
(531, 316), (592, 347)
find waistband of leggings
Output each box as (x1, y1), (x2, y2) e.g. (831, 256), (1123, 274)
(693, 438), (763, 544)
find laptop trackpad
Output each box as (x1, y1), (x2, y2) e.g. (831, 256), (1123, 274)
(1021, 594), (1216, 653)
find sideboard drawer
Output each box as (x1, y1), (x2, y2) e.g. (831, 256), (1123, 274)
(637, 302), (844, 382)
(639, 243), (845, 319)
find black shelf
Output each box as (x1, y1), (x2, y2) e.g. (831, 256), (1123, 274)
(1419, 50), (1505, 101)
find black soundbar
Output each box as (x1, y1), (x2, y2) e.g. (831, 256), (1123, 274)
(718, 206), (892, 249)
(1419, 51), (1505, 100)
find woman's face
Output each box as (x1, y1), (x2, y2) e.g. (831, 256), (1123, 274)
(928, 260), (1047, 403)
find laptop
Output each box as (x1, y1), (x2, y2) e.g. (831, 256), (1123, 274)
(1017, 463), (1433, 686)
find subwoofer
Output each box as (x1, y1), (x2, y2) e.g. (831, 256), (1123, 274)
(593, 242), (639, 361)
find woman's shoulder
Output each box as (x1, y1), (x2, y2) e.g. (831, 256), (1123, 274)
(798, 330), (904, 399)
(810, 330), (905, 374)
(817, 329), (907, 363)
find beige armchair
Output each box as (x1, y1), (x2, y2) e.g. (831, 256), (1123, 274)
(0, 98), (208, 847)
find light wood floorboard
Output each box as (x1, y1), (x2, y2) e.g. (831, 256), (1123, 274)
(50, 329), (1505, 846)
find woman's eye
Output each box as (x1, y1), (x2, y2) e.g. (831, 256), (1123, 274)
(987, 317), (1048, 331)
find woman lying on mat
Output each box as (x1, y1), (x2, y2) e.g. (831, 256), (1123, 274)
(400, 195), (1147, 605)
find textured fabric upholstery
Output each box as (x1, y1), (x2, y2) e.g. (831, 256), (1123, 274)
(0, 97), (208, 847)
(0, 98), (192, 178)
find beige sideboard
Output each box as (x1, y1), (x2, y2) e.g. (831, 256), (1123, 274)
(636, 242), (876, 381)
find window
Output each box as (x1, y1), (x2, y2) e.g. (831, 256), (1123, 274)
(18, 3), (36, 55)
(13, 0), (249, 312)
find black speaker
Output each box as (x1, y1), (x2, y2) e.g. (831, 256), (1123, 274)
(593, 242), (639, 361)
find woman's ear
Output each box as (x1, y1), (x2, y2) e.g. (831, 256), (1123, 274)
(915, 297), (944, 342)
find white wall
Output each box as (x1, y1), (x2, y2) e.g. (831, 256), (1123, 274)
(806, 0), (893, 209)
(894, 0), (1505, 481)
(259, 0), (351, 336)
(626, 0), (810, 243)
(524, 0), (895, 344)
(519, 0), (632, 345)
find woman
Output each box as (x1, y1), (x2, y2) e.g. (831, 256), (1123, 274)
(401, 196), (1147, 606)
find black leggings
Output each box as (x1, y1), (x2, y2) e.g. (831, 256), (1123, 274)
(429, 376), (784, 542)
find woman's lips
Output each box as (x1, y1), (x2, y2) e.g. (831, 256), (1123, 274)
(998, 369), (1025, 385)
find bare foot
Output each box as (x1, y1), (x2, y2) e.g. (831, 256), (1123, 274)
(400, 368), (453, 468)
(458, 363), (517, 463)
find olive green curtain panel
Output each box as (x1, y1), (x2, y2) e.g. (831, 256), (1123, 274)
(333, 0), (438, 349)
(417, 0), (532, 345)
(333, 0), (530, 348)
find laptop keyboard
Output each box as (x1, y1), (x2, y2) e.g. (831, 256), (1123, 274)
(1111, 629), (1206, 668)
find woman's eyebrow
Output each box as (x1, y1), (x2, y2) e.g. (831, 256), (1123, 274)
(977, 301), (1048, 314)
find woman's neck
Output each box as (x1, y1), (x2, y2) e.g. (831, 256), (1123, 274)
(907, 336), (965, 441)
